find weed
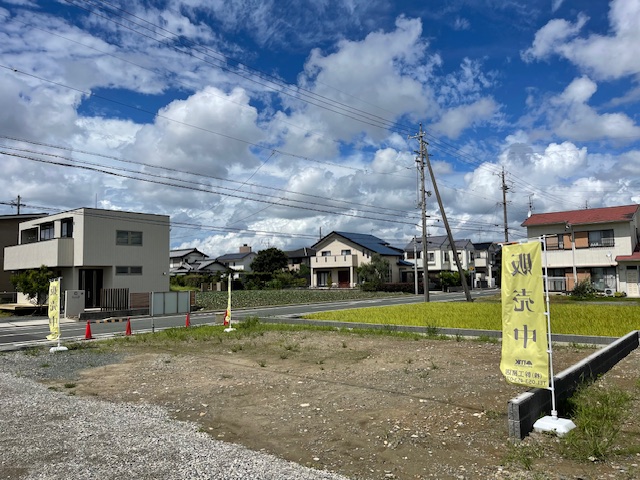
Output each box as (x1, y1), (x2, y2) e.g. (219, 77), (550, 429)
(425, 325), (439, 337)
(64, 383), (76, 389)
(238, 316), (260, 329)
(230, 344), (243, 353)
(406, 358), (413, 364)
(23, 347), (41, 357)
(342, 341), (347, 348)
(40, 363), (50, 368)
(561, 383), (632, 460)
(502, 441), (543, 470)
(317, 359), (325, 365)
(283, 342), (299, 352)
(476, 334), (498, 344)
(429, 359), (439, 370)
(258, 360), (266, 367)
(280, 352), (289, 359)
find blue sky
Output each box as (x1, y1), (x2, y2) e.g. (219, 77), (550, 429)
(0, 0), (638, 256)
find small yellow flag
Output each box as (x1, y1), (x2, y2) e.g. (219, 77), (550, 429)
(47, 278), (61, 341)
(500, 242), (549, 388)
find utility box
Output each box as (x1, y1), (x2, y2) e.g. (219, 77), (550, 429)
(65, 290), (85, 319)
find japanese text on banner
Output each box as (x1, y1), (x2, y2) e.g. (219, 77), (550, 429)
(500, 242), (549, 388)
(46, 278), (61, 341)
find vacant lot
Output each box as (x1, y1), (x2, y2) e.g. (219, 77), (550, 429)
(36, 327), (640, 480)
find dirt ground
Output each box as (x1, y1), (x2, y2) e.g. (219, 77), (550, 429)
(50, 330), (640, 479)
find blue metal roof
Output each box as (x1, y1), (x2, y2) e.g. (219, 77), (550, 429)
(331, 231), (404, 256)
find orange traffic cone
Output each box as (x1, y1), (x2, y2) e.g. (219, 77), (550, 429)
(185, 312), (190, 328)
(84, 320), (93, 340)
(125, 317), (132, 336)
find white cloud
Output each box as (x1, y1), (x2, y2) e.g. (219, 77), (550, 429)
(124, 86), (264, 177)
(521, 14), (588, 62)
(430, 98), (498, 139)
(523, 0), (640, 81)
(296, 16), (436, 143)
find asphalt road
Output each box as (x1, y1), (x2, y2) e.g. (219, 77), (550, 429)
(0, 289), (499, 351)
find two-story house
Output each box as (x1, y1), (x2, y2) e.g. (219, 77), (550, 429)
(0, 213), (48, 295)
(170, 248), (208, 274)
(521, 204), (640, 296)
(402, 235), (476, 285)
(216, 244), (257, 276)
(310, 231), (407, 288)
(4, 208), (170, 307)
(472, 242), (500, 288)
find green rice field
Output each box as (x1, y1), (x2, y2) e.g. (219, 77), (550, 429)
(303, 302), (640, 338)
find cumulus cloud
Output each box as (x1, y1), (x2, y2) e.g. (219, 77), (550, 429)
(430, 98), (499, 139)
(523, 0), (640, 81)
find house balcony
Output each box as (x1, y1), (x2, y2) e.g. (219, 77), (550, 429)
(313, 254), (358, 268)
(474, 258), (488, 268)
(4, 238), (74, 270)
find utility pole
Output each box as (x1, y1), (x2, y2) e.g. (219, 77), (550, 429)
(409, 125), (429, 302)
(10, 195), (24, 214)
(500, 168), (510, 242)
(417, 124), (473, 302)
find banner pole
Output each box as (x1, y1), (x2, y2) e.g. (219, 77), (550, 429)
(541, 236), (558, 418)
(532, 237), (574, 436)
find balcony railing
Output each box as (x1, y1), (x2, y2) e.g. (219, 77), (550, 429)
(4, 238), (74, 270)
(313, 254), (358, 267)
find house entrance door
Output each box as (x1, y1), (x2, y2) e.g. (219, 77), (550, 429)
(338, 270), (350, 288)
(626, 267), (639, 297)
(79, 269), (103, 308)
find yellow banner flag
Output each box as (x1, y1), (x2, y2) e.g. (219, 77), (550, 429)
(500, 242), (549, 388)
(46, 278), (61, 341)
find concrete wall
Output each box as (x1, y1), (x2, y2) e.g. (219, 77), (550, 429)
(507, 330), (639, 440)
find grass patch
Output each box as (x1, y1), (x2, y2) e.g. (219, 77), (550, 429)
(562, 382), (633, 460)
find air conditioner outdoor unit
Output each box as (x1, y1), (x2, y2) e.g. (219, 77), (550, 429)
(604, 288), (614, 297)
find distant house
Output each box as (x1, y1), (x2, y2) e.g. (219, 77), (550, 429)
(4, 208), (170, 308)
(472, 242), (500, 288)
(170, 248), (208, 273)
(401, 235), (476, 284)
(216, 244), (257, 274)
(310, 231), (406, 288)
(0, 213), (48, 294)
(285, 247), (316, 272)
(522, 204), (640, 296)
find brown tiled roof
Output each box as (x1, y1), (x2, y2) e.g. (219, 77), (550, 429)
(522, 204), (639, 227)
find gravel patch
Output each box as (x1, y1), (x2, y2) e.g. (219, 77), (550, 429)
(0, 350), (350, 480)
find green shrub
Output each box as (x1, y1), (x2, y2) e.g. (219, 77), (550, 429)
(571, 278), (596, 300)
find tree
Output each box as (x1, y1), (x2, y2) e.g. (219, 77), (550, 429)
(250, 248), (289, 274)
(357, 254), (390, 290)
(11, 265), (55, 305)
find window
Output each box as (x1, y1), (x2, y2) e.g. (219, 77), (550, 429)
(61, 218), (73, 238)
(321, 250), (331, 256)
(341, 249), (352, 256)
(40, 222), (54, 241)
(406, 251), (415, 260)
(317, 271), (329, 286)
(590, 267), (615, 291)
(116, 266), (143, 275)
(545, 235), (564, 250)
(116, 230), (143, 246)
(444, 252), (450, 262)
(588, 230), (614, 248)
(21, 228), (38, 244)
(428, 252), (435, 262)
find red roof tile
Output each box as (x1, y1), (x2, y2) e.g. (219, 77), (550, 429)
(522, 204), (639, 227)
(616, 253), (640, 262)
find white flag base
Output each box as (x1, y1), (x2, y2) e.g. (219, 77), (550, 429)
(533, 415), (576, 437)
(224, 327), (236, 333)
(49, 346), (69, 353)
